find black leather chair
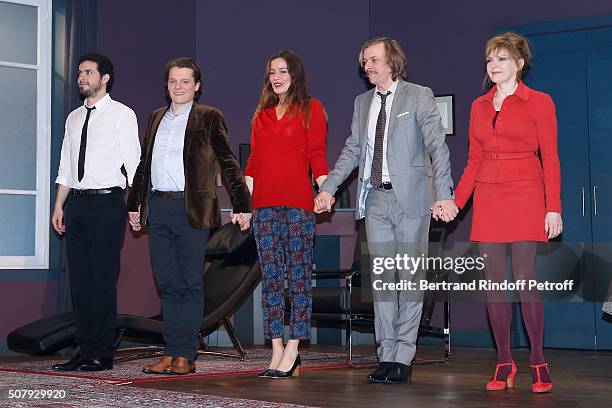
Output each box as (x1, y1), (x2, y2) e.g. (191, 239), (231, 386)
(294, 220), (450, 367)
(7, 223), (261, 362)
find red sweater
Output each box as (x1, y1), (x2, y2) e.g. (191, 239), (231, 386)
(245, 98), (329, 211)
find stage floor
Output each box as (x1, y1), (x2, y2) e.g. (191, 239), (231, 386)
(131, 345), (612, 407)
(2, 346), (611, 407)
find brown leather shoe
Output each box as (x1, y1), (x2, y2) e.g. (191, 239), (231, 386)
(142, 356), (173, 374)
(165, 356), (196, 375)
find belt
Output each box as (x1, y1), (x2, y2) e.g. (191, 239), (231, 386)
(482, 151), (537, 160)
(152, 190), (185, 199)
(72, 187), (123, 196)
(376, 182), (393, 190)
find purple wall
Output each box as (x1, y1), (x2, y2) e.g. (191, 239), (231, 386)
(92, 0), (371, 318)
(93, 0), (612, 338)
(369, 0), (612, 337)
(97, 0), (197, 132)
(96, 0), (198, 316)
(7, 0), (607, 349)
(370, 0), (612, 243)
(194, 1), (370, 181)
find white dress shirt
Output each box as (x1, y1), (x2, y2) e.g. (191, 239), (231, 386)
(364, 80), (399, 185)
(56, 94), (141, 189)
(151, 103), (192, 192)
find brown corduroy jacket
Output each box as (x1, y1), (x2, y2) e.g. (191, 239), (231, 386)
(127, 103), (251, 229)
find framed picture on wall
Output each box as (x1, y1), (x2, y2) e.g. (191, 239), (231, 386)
(435, 94), (455, 135)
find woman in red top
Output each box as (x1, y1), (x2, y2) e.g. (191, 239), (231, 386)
(245, 50), (329, 379)
(454, 33), (563, 393)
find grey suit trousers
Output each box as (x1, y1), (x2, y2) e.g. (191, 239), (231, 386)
(365, 188), (430, 365)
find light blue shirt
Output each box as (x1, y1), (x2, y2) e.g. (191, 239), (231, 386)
(151, 103), (192, 191)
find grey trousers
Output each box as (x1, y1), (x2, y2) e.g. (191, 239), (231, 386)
(365, 188), (430, 365)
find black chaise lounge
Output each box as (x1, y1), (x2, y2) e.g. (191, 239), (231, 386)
(7, 222), (261, 362)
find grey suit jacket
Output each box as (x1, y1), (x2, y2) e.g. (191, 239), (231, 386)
(321, 80), (454, 219)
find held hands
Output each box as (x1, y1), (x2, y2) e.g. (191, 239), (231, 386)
(230, 211), (252, 231)
(431, 200), (459, 223)
(128, 207), (141, 231)
(314, 191), (335, 213)
(544, 212), (563, 239)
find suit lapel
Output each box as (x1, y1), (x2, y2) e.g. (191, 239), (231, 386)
(387, 80), (408, 139)
(183, 103), (198, 164)
(359, 88), (375, 158)
(147, 107), (167, 161)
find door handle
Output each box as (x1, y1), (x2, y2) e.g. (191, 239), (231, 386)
(593, 185), (599, 216)
(582, 187), (585, 217)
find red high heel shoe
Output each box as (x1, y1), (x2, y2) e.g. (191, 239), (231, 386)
(531, 363), (553, 393)
(486, 361), (517, 391)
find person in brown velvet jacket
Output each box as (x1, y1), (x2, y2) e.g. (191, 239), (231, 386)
(127, 57), (251, 375)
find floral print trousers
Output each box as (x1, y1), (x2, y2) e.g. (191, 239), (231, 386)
(253, 206), (314, 340)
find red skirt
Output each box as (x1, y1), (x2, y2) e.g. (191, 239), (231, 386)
(471, 179), (548, 242)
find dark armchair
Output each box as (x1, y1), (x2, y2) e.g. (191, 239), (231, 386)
(296, 220), (450, 367)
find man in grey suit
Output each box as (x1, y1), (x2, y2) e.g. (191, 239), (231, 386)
(315, 37), (458, 384)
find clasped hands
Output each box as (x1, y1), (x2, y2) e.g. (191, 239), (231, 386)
(431, 200), (459, 223)
(314, 191), (335, 213)
(230, 211), (252, 231)
(128, 210), (142, 232)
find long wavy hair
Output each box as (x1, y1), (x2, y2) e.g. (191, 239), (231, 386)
(253, 50), (312, 127)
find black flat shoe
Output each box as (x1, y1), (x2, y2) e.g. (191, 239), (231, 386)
(384, 362), (412, 384)
(268, 355), (301, 379)
(367, 362), (394, 383)
(52, 353), (87, 371)
(79, 357), (114, 371)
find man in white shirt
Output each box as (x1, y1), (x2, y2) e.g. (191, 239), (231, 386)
(51, 53), (141, 371)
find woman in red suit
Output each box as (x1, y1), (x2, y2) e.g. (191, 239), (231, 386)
(454, 32), (563, 393)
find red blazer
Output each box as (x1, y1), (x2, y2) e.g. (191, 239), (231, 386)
(454, 81), (561, 213)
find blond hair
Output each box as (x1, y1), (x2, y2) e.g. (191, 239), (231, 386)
(359, 37), (407, 81)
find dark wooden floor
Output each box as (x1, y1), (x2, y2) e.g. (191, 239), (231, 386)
(127, 346), (612, 408)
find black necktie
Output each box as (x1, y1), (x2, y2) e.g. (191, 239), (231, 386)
(77, 105), (96, 182)
(370, 91), (391, 188)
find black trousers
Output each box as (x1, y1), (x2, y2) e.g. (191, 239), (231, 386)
(148, 195), (209, 360)
(64, 190), (126, 359)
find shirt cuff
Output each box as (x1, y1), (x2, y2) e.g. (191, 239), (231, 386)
(55, 176), (69, 187)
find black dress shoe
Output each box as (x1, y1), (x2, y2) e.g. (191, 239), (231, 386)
(52, 353), (87, 371)
(79, 357), (114, 371)
(384, 362), (412, 384)
(258, 368), (273, 378)
(367, 362), (394, 383)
